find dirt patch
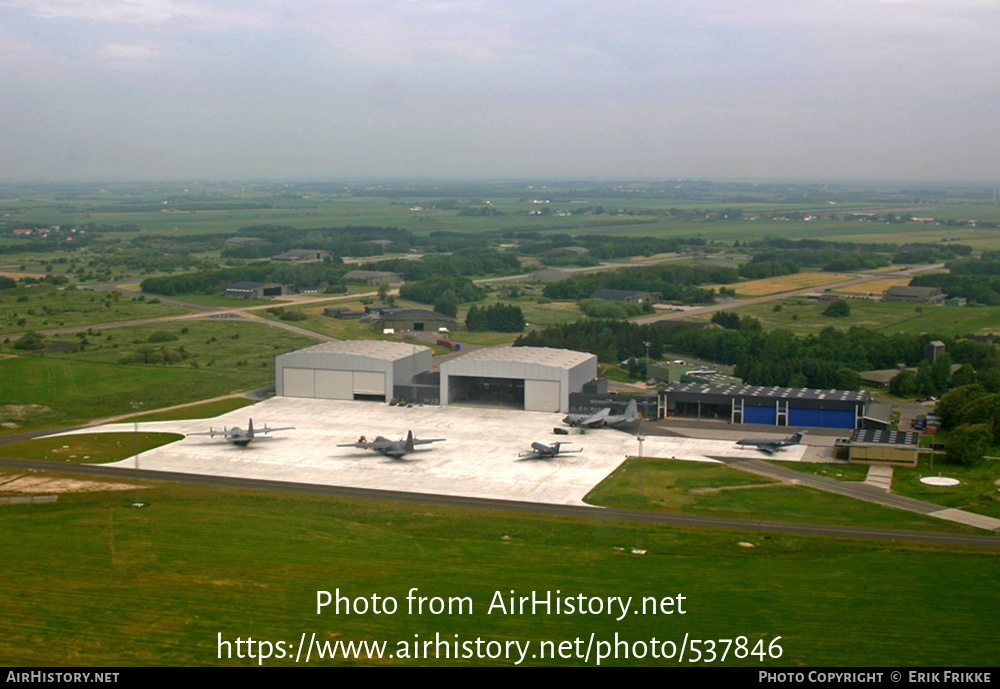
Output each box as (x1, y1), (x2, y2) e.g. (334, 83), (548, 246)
(0, 403), (55, 420)
(0, 474), (136, 494)
(689, 482), (783, 494)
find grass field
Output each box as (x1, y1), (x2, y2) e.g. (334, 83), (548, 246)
(0, 285), (192, 336)
(686, 299), (1000, 337)
(0, 321), (316, 433)
(585, 458), (973, 532)
(0, 432), (184, 465)
(0, 474), (997, 667)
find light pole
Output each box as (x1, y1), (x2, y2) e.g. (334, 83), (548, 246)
(131, 401), (144, 507)
(633, 435), (646, 554)
(643, 340), (651, 385)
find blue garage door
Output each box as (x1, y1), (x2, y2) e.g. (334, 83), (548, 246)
(788, 408), (856, 429)
(744, 405), (776, 425)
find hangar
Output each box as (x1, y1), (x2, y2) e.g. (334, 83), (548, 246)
(440, 346), (596, 413)
(659, 382), (871, 429)
(276, 341), (432, 403)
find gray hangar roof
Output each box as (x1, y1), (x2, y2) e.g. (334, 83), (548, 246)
(441, 346), (595, 373)
(279, 340), (431, 362)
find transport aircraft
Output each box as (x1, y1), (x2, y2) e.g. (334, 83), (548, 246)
(188, 418), (294, 446)
(338, 430), (444, 459)
(735, 430), (807, 454)
(562, 399), (639, 430)
(518, 441), (583, 460)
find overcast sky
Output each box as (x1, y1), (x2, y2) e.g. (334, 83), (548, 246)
(1, 0), (998, 182)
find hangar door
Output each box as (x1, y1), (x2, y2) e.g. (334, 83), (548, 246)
(524, 380), (560, 412)
(282, 368), (385, 400)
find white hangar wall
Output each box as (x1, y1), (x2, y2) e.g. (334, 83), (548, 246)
(276, 341), (432, 403)
(439, 346), (597, 413)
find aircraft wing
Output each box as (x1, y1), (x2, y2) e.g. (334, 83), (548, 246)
(577, 408), (611, 427)
(411, 438), (445, 446)
(257, 426), (295, 435)
(187, 428), (232, 438)
(755, 443), (778, 454)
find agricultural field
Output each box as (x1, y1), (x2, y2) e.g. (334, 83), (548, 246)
(0, 476), (997, 667)
(685, 298), (1000, 338)
(834, 278), (912, 295)
(714, 272), (855, 297)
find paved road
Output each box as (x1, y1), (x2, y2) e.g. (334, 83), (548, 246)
(0, 457), (997, 549)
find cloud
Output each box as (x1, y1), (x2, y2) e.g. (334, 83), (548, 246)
(99, 42), (172, 67)
(1, 0), (270, 28)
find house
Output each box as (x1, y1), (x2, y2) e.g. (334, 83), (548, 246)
(271, 249), (332, 262)
(343, 270), (403, 286)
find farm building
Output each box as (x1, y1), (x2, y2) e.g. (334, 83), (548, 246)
(658, 382), (871, 429)
(276, 341), (432, 403)
(440, 346), (597, 413)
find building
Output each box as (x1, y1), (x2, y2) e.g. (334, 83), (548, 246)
(343, 270), (403, 286)
(372, 309), (458, 333)
(658, 382), (871, 429)
(223, 281), (286, 298)
(589, 289), (661, 303)
(842, 429), (921, 467)
(276, 341), (432, 403)
(271, 249), (332, 262)
(882, 286), (946, 304)
(440, 346), (597, 412)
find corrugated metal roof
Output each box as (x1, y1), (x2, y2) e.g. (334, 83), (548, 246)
(285, 340), (430, 361)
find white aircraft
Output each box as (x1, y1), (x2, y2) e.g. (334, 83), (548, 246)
(189, 418), (294, 446)
(518, 441), (583, 460)
(736, 430), (808, 455)
(338, 431), (445, 459)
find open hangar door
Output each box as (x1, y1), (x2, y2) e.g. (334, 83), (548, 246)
(447, 375), (525, 409)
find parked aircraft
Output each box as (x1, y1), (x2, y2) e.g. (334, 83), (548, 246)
(189, 418), (294, 446)
(563, 399), (640, 430)
(736, 430), (807, 454)
(518, 441), (583, 460)
(338, 431), (445, 459)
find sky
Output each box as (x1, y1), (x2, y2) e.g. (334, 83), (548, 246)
(1, 0), (998, 182)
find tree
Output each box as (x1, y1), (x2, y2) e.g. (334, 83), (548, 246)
(823, 299), (851, 317)
(945, 423), (991, 466)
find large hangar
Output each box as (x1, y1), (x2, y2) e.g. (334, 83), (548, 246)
(276, 341), (432, 403)
(440, 346), (597, 412)
(659, 382), (871, 429)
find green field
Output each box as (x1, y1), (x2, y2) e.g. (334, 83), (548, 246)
(0, 285), (192, 336)
(0, 432), (184, 465)
(0, 321), (316, 432)
(687, 299), (1000, 337)
(0, 474), (997, 667)
(585, 458), (975, 533)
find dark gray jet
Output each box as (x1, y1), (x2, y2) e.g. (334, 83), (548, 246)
(736, 430), (807, 454)
(189, 418), (294, 446)
(518, 441), (583, 460)
(338, 430), (445, 459)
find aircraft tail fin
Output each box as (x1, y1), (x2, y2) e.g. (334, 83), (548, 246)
(404, 430), (415, 453)
(792, 430), (808, 443)
(624, 399), (638, 421)
(248, 418), (254, 438)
